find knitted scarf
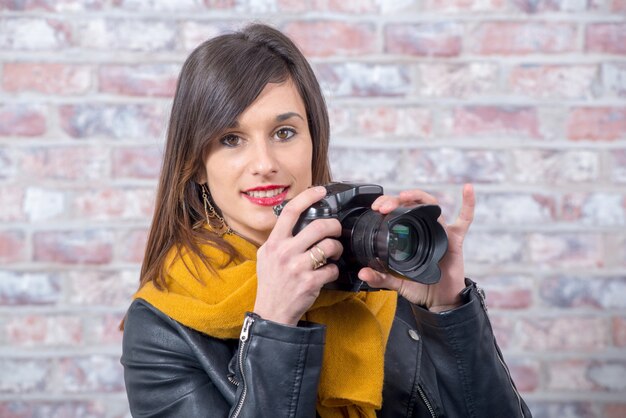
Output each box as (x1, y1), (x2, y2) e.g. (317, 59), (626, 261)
(134, 233), (397, 417)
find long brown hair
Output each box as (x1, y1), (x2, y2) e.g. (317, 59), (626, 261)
(140, 24), (332, 291)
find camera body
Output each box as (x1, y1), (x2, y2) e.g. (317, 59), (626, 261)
(287, 182), (448, 292)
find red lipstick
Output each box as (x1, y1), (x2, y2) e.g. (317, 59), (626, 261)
(242, 185), (289, 207)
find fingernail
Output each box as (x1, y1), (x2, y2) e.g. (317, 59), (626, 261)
(315, 186), (326, 193)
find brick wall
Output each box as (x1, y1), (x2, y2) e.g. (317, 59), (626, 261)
(0, 1), (624, 417)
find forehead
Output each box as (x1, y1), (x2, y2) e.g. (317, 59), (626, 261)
(235, 79), (307, 123)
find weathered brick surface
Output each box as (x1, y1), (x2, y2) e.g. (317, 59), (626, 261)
(1, 2), (625, 415)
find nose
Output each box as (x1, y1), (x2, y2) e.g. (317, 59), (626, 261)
(250, 139), (279, 176)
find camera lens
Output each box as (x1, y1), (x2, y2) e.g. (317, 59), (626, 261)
(388, 223), (417, 262)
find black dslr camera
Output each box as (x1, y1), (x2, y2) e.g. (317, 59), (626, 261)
(278, 182), (448, 292)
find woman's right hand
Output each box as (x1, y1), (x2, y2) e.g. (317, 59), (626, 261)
(254, 186), (343, 326)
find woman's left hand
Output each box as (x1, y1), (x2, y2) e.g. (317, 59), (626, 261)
(358, 184), (475, 312)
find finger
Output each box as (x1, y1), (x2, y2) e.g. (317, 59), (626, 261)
(398, 189), (438, 205)
(293, 218), (342, 251)
(312, 238), (343, 262)
(453, 183), (475, 231)
(371, 195), (399, 212)
(271, 186), (327, 238)
(357, 267), (401, 291)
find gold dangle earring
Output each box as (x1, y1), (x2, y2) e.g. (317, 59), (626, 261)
(202, 184), (232, 236)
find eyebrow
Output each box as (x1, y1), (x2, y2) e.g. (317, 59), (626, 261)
(275, 112), (305, 122)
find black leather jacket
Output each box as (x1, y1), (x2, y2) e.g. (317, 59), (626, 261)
(121, 280), (532, 417)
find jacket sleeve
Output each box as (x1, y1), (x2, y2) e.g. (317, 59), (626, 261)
(230, 313), (325, 418)
(411, 279), (533, 418)
(121, 299), (325, 418)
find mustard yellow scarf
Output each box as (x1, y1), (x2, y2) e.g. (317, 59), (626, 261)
(134, 233), (397, 417)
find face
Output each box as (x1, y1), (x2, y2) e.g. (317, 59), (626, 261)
(203, 79), (313, 244)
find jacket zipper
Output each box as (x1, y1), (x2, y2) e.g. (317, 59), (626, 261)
(232, 315), (255, 418)
(476, 286), (525, 418)
(417, 384), (436, 418)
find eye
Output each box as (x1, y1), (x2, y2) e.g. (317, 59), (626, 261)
(220, 134), (242, 147)
(274, 127), (296, 141)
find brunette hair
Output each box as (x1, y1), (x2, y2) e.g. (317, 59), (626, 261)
(139, 23), (332, 290)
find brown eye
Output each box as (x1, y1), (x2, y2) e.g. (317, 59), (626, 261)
(274, 128), (295, 141)
(220, 134), (242, 147)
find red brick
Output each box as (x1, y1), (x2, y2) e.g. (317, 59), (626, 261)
(451, 106), (541, 138)
(586, 24), (626, 55)
(330, 148), (404, 184)
(611, 150), (626, 183)
(480, 276), (534, 309)
(385, 23), (462, 57)
(283, 21), (376, 57)
(423, 0), (505, 12)
(203, 0), (236, 8)
(67, 270), (138, 306)
(561, 193), (626, 225)
(0, 147), (14, 179)
(113, 0), (202, 11)
(1, 18), (72, 50)
(465, 232), (524, 264)
(34, 230), (113, 265)
(613, 317), (626, 347)
(613, 0), (626, 11)
(112, 146), (162, 179)
(508, 361), (540, 392)
(0, 0), (105, 11)
(57, 355), (125, 393)
(5, 315), (82, 347)
(72, 187), (155, 221)
(117, 228), (149, 263)
(528, 402), (596, 418)
(518, 317), (608, 350)
(0, 272), (62, 305)
(91, 313), (125, 345)
(0, 230), (26, 264)
(75, 19), (176, 52)
(20, 146), (110, 181)
(59, 104), (165, 139)
(99, 64), (178, 97)
(475, 193), (556, 225)
(316, 63), (411, 97)
(0, 105), (46, 136)
(0, 401), (107, 418)
(352, 107), (432, 138)
(416, 63), (499, 98)
(528, 233), (603, 268)
(567, 107), (626, 141)
(541, 277), (626, 309)
(471, 22), (577, 55)
(181, 21), (233, 51)
(605, 404), (626, 418)
(547, 360), (626, 391)
(512, 149), (600, 184)
(408, 149), (507, 183)
(512, 0), (587, 12)
(0, 186), (25, 222)
(324, 0), (379, 12)
(508, 65), (598, 99)
(603, 63), (626, 97)
(3, 63), (91, 95)
(0, 358), (51, 393)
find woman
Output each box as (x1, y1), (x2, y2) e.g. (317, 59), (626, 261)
(121, 23), (532, 418)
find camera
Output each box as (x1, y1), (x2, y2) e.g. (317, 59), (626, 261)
(276, 182), (448, 292)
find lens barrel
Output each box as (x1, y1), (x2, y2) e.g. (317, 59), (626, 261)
(348, 205), (447, 285)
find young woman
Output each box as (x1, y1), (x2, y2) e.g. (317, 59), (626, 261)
(121, 23), (532, 418)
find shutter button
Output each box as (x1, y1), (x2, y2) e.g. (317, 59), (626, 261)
(408, 329), (420, 341)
